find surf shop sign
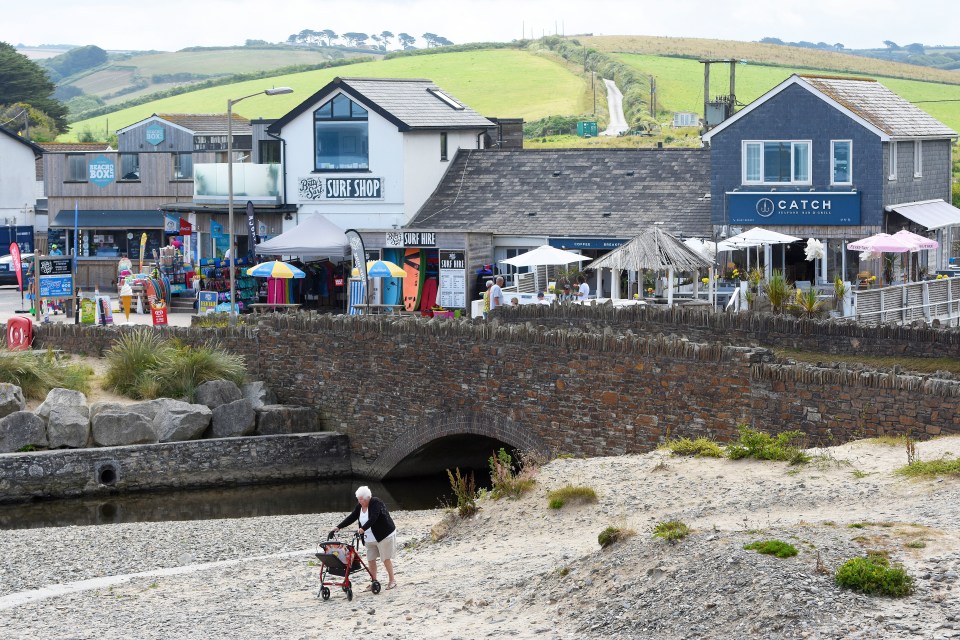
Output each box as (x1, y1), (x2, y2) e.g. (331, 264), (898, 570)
(298, 176), (384, 201)
(386, 231), (436, 248)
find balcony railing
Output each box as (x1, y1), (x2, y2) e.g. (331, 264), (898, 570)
(194, 163), (282, 205)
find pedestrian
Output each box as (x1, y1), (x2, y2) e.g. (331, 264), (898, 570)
(482, 280), (493, 319)
(490, 276), (504, 311)
(49, 244), (63, 256)
(330, 486), (397, 590)
(576, 274), (590, 300)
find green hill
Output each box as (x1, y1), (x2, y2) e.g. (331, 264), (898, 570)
(64, 49), (590, 140)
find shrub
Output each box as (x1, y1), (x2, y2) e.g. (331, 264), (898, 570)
(547, 485), (598, 509)
(652, 520), (690, 542)
(764, 269), (790, 313)
(0, 350), (93, 399)
(743, 539), (799, 558)
(446, 467), (478, 518)
(151, 341), (246, 400)
(727, 425), (810, 464)
(896, 457), (960, 478)
(835, 554), (914, 597)
(488, 448), (538, 499)
(598, 526), (635, 548)
(104, 330), (174, 397)
(661, 436), (725, 458)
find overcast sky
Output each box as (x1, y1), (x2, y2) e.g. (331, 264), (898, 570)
(5, 0), (957, 52)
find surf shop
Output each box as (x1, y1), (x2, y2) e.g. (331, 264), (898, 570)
(355, 230), (467, 316)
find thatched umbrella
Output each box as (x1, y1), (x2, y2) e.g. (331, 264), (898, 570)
(588, 226), (712, 305)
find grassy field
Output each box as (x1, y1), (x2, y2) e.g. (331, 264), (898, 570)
(64, 49), (588, 141)
(612, 53), (960, 134)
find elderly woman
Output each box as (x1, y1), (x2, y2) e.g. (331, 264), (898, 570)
(331, 486), (397, 590)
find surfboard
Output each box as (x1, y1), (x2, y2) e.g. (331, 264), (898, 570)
(383, 249), (403, 306)
(402, 248), (421, 312)
(420, 277), (438, 312)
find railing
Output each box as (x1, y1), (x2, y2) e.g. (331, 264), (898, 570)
(852, 277), (960, 326)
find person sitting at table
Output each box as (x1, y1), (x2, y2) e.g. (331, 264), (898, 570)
(536, 291), (549, 305)
(510, 297), (519, 307)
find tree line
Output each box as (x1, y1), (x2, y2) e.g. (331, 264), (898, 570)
(285, 30), (453, 50)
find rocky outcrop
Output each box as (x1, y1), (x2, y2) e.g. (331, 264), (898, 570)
(91, 411), (158, 447)
(154, 401), (213, 443)
(210, 399), (256, 438)
(255, 405), (320, 435)
(0, 412), (47, 452)
(195, 380), (242, 409)
(0, 383), (26, 419)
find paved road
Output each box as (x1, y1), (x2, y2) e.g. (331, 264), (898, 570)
(0, 285), (194, 328)
(600, 78), (630, 136)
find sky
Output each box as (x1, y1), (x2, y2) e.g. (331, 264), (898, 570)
(4, 0), (958, 52)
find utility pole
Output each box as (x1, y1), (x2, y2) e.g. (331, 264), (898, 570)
(592, 71), (596, 115)
(22, 111), (29, 141)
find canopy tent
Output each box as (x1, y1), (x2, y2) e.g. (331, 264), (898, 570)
(254, 214), (349, 258)
(589, 226), (711, 305)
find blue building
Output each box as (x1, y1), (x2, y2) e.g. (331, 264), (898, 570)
(703, 74), (959, 283)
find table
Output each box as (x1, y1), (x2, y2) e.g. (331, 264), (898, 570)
(250, 303), (301, 313)
(351, 303), (404, 315)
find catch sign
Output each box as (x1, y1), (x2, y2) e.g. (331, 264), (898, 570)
(88, 155), (116, 187)
(727, 191), (861, 226)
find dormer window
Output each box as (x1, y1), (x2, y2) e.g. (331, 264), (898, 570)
(314, 94), (369, 171)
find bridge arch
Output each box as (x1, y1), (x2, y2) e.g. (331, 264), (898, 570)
(364, 410), (551, 480)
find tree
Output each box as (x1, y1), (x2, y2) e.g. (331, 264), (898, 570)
(834, 43), (844, 50)
(434, 36), (454, 47)
(883, 40), (900, 50)
(0, 42), (69, 133)
(0, 102), (59, 141)
(380, 31), (394, 50)
(42, 45), (107, 82)
(905, 42), (925, 55)
(245, 39), (268, 46)
(342, 32), (368, 47)
(422, 32), (438, 47)
(321, 29), (338, 46)
(398, 33), (416, 49)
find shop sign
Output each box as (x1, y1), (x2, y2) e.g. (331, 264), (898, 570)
(549, 238), (627, 250)
(385, 231), (436, 248)
(88, 155), (115, 187)
(145, 123), (165, 146)
(298, 176), (384, 201)
(439, 250), (465, 309)
(727, 191), (861, 226)
(179, 218), (192, 236)
(198, 291), (218, 315)
(38, 258), (73, 297)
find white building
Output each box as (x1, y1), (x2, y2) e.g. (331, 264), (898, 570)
(267, 77), (494, 230)
(0, 126), (45, 244)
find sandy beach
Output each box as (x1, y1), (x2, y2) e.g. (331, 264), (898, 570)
(1, 436), (959, 639)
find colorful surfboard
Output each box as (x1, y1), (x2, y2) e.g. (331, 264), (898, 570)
(402, 248), (425, 312)
(383, 248), (403, 306)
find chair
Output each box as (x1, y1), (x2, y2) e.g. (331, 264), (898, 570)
(794, 280), (812, 292)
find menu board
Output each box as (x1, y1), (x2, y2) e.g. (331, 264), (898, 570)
(438, 250), (465, 309)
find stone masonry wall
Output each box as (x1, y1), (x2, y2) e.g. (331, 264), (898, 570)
(0, 433), (350, 504)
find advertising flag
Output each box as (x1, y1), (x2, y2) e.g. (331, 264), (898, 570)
(139, 232), (147, 273)
(245, 201), (256, 260)
(9, 242), (22, 291)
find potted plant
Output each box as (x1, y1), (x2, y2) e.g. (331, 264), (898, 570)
(832, 276), (847, 317)
(765, 269), (789, 313)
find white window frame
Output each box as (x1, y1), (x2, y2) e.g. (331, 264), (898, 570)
(830, 140), (853, 186)
(741, 140), (812, 186)
(888, 141), (897, 181)
(913, 139), (922, 178)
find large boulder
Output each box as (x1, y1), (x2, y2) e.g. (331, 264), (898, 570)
(255, 405), (321, 435)
(128, 398), (179, 421)
(90, 402), (126, 421)
(242, 381), (277, 409)
(0, 383), (26, 419)
(46, 405), (91, 448)
(0, 411), (47, 452)
(210, 399), (255, 438)
(36, 388), (89, 421)
(154, 401), (212, 442)
(195, 380), (242, 409)
(91, 411), (158, 447)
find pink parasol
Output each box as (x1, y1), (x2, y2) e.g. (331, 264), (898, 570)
(892, 229), (938, 251)
(847, 233), (918, 253)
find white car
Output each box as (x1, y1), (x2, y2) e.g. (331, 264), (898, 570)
(0, 252), (34, 286)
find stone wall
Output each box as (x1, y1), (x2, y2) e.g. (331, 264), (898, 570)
(0, 432), (350, 504)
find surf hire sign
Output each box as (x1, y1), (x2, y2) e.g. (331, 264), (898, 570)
(727, 191), (861, 225)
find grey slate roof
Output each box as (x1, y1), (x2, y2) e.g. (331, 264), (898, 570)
(268, 77), (493, 133)
(409, 148), (712, 239)
(800, 75), (957, 138)
(154, 113), (251, 135)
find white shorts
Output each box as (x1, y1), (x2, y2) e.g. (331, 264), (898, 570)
(366, 532), (397, 562)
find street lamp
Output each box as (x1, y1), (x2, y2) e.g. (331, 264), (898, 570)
(226, 86), (293, 324)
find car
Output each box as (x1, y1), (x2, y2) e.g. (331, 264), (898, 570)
(0, 252), (35, 286)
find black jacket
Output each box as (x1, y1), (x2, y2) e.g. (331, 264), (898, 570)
(336, 497), (396, 542)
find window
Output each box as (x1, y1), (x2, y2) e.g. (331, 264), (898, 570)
(742, 141), (811, 185)
(888, 141), (897, 180)
(913, 140), (922, 178)
(440, 132), (448, 161)
(119, 153), (140, 180)
(66, 155), (87, 182)
(259, 140), (281, 164)
(173, 153), (193, 180)
(831, 140), (852, 185)
(314, 94), (369, 171)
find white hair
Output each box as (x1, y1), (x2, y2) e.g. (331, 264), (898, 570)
(355, 485), (372, 500)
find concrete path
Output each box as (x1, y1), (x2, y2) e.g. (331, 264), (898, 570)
(600, 78), (630, 136)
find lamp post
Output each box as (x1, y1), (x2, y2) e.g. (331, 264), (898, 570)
(226, 87), (293, 325)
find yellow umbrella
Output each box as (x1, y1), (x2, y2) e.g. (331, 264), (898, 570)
(351, 260), (406, 278)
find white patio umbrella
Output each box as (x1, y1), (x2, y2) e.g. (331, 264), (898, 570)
(501, 244), (589, 292)
(722, 227), (800, 274)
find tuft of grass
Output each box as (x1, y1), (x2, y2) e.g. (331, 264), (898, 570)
(835, 554), (914, 597)
(151, 341), (246, 400)
(743, 539), (799, 558)
(851, 469), (869, 479)
(905, 540), (927, 549)
(660, 436), (725, 458)
(727, 425), (810, 464)
(866, 435), (909, 446)
(446, 467), (478, 518)
(488, 448), (539, 499)
(896, 457), (960, 478)
(652, 520), (690, 542)
(0, 350), (93, 399)
(104, 330), (174, 398)
(547, 485), (598, 509)
(598, 526), (635, 548)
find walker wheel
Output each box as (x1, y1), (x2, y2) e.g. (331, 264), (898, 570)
(372, 581), (381, 594)
(346, 587), (354, 601)
(320, 587), (330, 600)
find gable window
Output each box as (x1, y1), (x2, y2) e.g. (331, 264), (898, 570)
(888, 141), (897, 181)
(314, 93), (369, 171)
(119, 153), (140, 181)
(66, 155), (87, 182)
(440, 132), (448, 161)
(173, 153), (193, 180)
(913, 140), (922, 178)
(830, 140), (852, 185)
(742, 140), (811, 185)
